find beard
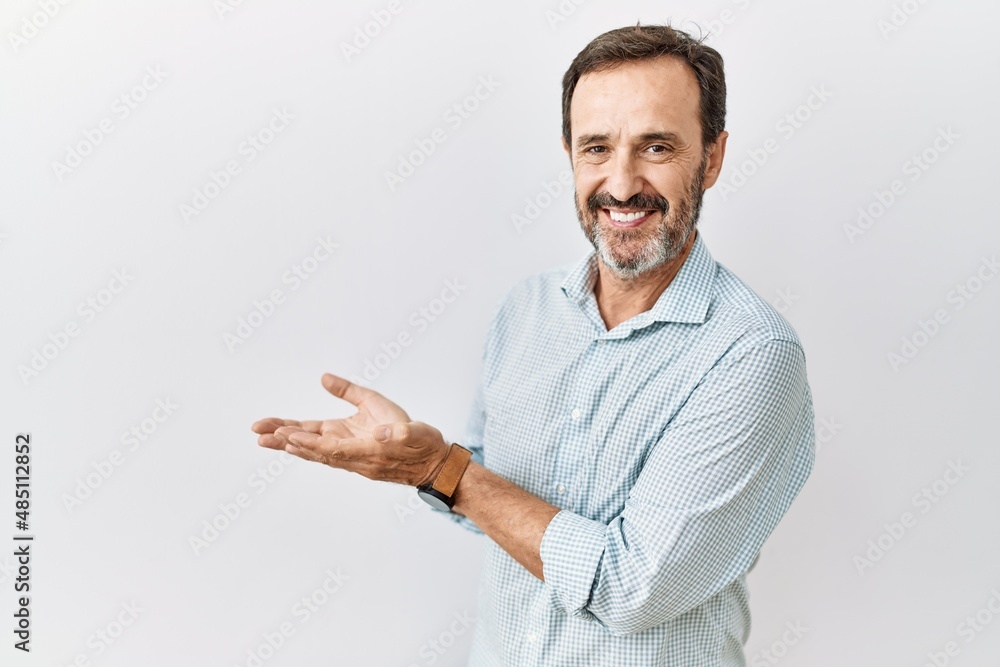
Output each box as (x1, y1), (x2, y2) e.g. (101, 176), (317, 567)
(576, 156), (708, 280)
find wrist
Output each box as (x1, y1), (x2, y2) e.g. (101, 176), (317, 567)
(424, 441), (452, 486)
(415, 442), (473, 512)
(448, 459), (480, 517)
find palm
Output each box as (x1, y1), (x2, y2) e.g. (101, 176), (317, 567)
(253, 373), (410, 450)
(317, 392), (409, 440)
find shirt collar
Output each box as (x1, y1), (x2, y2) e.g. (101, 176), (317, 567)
(560, 229), (716, 329)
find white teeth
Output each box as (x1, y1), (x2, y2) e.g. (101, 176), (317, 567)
(608, 210), (650, 223)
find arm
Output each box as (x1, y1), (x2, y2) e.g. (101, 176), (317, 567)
(250, 281), (559, 566)
(447, 460), (561, 579)
(537, 338), (815, 636)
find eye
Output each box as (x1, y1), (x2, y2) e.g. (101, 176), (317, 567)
(585, 145), (607, 154)
(647, 144), (672, 154)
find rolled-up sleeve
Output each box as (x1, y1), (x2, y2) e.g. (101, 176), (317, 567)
(539, 338), (815, 636)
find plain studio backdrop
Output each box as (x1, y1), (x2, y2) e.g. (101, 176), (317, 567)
(2, 0), (998, 665)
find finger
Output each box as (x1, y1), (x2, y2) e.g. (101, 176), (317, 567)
(283, 442), (326, 464)
(322, 373), (383, 408)
(260, 424), (310, 450)
(298, 420), (325, 433)
(252, 418), (300, 434)
(258, 433), (286, 450)
(272, 425), (309, 444)
(278, 428), (320, 447)
(283, 442), (322, 462)
(267, 430), (326, 464)
(252, 418), (324, 435)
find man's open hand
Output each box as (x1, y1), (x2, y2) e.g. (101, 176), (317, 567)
(251, 373), (450, 487)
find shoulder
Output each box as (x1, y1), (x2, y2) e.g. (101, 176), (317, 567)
(705, 261), (807, 369)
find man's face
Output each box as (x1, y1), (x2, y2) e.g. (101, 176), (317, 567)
(564, 56), (727, 280)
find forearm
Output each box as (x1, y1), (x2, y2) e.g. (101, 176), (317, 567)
(449, 461), (561, 581)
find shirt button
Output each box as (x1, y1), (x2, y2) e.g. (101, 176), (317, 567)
(556, 483), (566, 495)
(571, 408), (581, 420)
(527, 632), (537, 644)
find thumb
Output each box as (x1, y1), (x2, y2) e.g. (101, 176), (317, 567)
(375, 422), (440, 445)
(321, 372), (376, 407)
(372, 422), (400, 442)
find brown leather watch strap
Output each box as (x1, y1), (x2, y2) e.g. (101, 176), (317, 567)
(431, 444), (473, 498)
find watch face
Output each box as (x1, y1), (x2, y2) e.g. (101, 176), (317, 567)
(416, 487), (452, 512)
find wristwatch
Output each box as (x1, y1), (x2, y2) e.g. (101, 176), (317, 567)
(416, 443), (473, 511)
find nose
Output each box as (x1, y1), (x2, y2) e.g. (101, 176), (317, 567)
(604, 151), (645, 204)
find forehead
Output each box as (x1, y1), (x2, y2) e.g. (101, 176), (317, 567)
(570, 56), (702, 143)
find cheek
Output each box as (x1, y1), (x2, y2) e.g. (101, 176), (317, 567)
(572, 186), (598, 212)
(654, 170), (693, 204)
(573, 168), (600, 194)
(573, 171), (602, 201)
(573, 157), (612, 181)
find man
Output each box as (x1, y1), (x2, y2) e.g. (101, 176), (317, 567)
(253, 24), (814, 666)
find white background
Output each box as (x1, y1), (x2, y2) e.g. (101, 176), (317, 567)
(2, 0), (999, 665)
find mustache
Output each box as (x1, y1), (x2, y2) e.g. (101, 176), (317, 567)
(587, 191), (669, 216)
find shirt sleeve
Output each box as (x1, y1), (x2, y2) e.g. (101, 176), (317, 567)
(538, 337), (815, 636)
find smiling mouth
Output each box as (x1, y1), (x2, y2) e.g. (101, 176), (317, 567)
(602, 208), (657, 229)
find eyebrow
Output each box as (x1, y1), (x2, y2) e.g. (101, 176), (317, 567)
(575, 131), (683, 150)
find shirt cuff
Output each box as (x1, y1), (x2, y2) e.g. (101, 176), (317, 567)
(539, 509), (606, 617)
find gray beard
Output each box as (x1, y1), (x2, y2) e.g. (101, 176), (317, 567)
(577, 158), (707, 280)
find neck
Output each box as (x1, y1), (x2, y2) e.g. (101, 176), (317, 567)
(593, 229), (697, 331)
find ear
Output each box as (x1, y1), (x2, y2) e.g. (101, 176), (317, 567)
(700, 130), (729, 190)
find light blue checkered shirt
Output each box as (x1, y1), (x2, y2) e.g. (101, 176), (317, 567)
(434, 230), (815, 666)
